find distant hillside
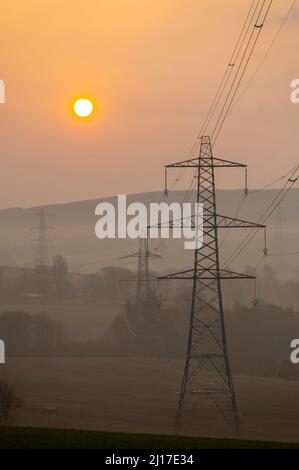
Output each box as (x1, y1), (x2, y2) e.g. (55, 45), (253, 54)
(0, 189), (298, 278)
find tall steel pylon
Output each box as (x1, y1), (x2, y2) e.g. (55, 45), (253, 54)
(159, 136), (265, 435)
(32, 208), (51, 267)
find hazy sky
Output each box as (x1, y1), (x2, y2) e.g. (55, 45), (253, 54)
(0, 0), (298, 208)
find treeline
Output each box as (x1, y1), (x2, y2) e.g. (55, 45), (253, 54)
(0, 259), (135, 304)
(1, 257), (299, 313)
(0, 306), (185, 359)
(0, 310), (65, 356)
(2, 302), (299, 384)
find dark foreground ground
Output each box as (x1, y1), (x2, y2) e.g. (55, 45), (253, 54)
(0, 426), (298, 449)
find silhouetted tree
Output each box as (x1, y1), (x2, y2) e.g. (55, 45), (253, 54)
(0, 380), (22, 423)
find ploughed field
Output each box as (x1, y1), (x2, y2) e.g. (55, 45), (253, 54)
(1, 357), (299, 443)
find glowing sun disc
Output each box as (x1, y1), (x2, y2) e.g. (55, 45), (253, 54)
(74, 98), (94, 117)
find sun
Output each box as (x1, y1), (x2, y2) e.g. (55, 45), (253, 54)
(73, 98), (94, 118)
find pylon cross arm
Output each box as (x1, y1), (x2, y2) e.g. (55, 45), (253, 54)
(165, 157), (247, 169)
(119, 275), (157, 282)
(158, 268), (255, 280)
(148, 214), (265, 230)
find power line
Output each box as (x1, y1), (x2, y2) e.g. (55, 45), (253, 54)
(168, 1), (263, 195)
(218, 164), (299, 254)
(224, 170), (298, 268)
(212, 0), (273, 144)
(183, 0), (261, 163)
(200, 0), (259, 138)
(232, 0), (297, 111)
(247, 165), (299, 195)
(268, 251), (299, 257)
(224, 167), (298, 264)
(177, 0), (273, 204)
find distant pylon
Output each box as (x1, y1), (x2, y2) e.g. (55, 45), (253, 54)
(158, 136), (265, 436)
(32, 208), (51, 267)
(121, 237), (160, 304)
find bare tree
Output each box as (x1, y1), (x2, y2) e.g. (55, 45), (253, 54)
(0, 380), (22, 423)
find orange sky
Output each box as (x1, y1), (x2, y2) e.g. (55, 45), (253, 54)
(0, 0), (298, 208)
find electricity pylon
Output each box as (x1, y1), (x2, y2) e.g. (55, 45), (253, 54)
(117, 237), (161, 341)
(120, 237), (160, 304)
(159, 136), (265, 435)
(32, 208), (51, 267)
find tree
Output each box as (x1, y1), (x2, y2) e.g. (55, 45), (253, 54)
(0, 380), (22, 423)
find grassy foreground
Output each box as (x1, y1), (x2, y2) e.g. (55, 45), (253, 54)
(0, 426), (298, 449)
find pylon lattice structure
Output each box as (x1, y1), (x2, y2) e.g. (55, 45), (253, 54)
(121, 237), (160, 304)
(32, 208), (51, 267)
(117, 237), (162, 341)
(159, 136), (265, 435)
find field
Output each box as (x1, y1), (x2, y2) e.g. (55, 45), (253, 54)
(1, 357), (299, 444)
(1, 426), (299, 449)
